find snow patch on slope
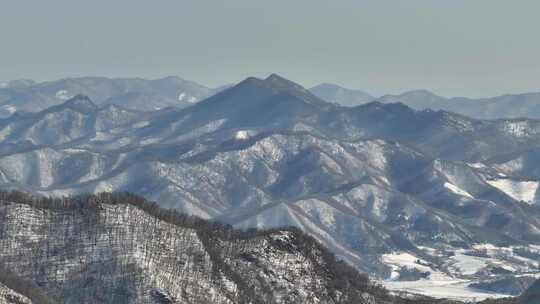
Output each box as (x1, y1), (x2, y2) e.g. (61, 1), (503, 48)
(500, 121), (539, 137)
(486, 179), (539, 204)
(444, 182), (474, 199)
(178, 92), (198, 103)
(234, 130), (250, 140)
(1, 105), (16, 114)
(450, 254), (489, 275)
(55, 90), (73, 100)
(468, 162), (486, 169)
(382, 252), (432, 279)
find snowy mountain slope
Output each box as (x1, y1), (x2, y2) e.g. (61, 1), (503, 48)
(376, 90), (540, 120)
(1, 130), (538, 297)
(0, 76), (221, 116)
(128, 74), (333, 144)
(310, 84), (540, 120)
(0, 95), (168, 154)
(0, 95), (100, 146)
(315, 102), (540, 162)
(310, 83), (374, 106)
(0, 192), (404, 304)
(468, 152), (540, 205)
(76, 75), (540, 163)
(2, 75), (540, 300)
(485, 147), (540, 180)
(5, 76), (540, 163)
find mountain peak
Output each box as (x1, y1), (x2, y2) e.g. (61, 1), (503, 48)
(401, 89), (443, 98)
(225, 74), (312, 100)
(156, 75), (186, 83)
(62, 94), (98, 113)
(309, 83), (374, 106)
(311, 83), (343, 91)
(265, 73), (306, 92)
(265, 73), (287, 82)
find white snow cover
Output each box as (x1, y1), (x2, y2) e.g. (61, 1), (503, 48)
(382, 252), (432, 280)
(450, 253), (489, 275)
(382, 252), (452, 281)
(449, 249), (516, 276)
(443, 182), (474, 199)
(379, 244), (540, 301)
(494, 157), (525, 175)
(382, 279), (508, 301)
(1, 105), (16, 114)
(55, 90), (73, 100)
(500, 121), (539, 137)
(487, 178), (539, 204)
(468, 162), (487, 169)
(380, 251), (508, 301)
(382, 252), (427, 269)
(133, 121), (150, 128)
(178, 92), (198, 103)
(234, 130), (249, 140)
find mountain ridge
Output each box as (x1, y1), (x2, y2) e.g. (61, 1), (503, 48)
(0, 76), (222, 116)
(1, 75), (540, 300)
(309, 83), (540, 120)
(0, 191), (410, 304)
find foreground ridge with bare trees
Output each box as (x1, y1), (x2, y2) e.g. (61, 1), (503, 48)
(0, 191), (468, 304)
(0, 191), (533, 303)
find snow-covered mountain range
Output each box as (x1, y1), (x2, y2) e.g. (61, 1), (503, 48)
(6, 77), (540, 121)
(310, 83), (540, 120)
(1, 74), (540, 301)
(0, 76), (224, 117)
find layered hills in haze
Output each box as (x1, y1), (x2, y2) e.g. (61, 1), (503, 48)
(0, 76), (224, 117)
(4, 76), (540, 120)
(310, 83), (540, 120)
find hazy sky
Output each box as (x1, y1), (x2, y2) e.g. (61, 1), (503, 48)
(1, 0), (539, 97)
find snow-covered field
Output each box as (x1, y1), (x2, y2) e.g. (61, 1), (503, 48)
(382, 279), (509, 301)
(451, 253), (490, 275)
(380, 246), (539, 301)
(382, 252), (441, 280)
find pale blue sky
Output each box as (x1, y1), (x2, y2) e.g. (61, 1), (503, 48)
(1, 0), (539, 97)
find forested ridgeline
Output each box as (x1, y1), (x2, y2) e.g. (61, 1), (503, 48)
(0, 190), (521, 304)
